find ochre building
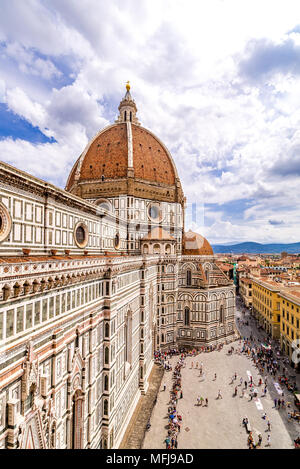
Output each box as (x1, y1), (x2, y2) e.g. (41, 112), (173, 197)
(0, 85), (236, 449)
(279, 288), (300, 364)
(251, 278), (281, 339)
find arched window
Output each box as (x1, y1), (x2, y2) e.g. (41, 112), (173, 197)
(124, 110), (127, 121)
(2, 285), (10, 301)
(105, 322), (109, 338)
(153, 244), (160, 254)
(104, 347), (109, 365)
(125, 312), (132, 364)
(72, 390), (84, 449)
(104, 399), (108, 415)
(186, 270), (192, 286)
(130, 111), (132, 122)
(184, 307), (190, 326)
(104, 375), (108, 391)
(220, 305), (225, 323)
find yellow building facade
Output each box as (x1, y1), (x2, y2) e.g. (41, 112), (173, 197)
(279, 289), (300, 366)
(251, 278), (281, 339)
(251, 277), (300, 368)
(239, 277), (253, 308)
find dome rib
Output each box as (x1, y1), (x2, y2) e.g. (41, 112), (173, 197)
(183, 230), (214, 255)
(65, 123), (179, 190)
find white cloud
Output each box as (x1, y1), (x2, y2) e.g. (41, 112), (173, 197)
(0, 138), (75, 188)
(5, 87), (47, 129)
(0, 0), (300, 243)
(4, 42), (62, 80)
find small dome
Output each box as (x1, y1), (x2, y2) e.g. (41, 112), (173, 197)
(183, 230), (214, 255)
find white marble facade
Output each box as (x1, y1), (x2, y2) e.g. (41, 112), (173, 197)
(0, 90), (236, 449)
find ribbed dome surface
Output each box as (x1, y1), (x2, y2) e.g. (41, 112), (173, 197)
(65, 123), (176, 191)
(183, 230), (214, 255)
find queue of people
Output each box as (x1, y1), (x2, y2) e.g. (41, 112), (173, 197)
(163, 356), (186, 449)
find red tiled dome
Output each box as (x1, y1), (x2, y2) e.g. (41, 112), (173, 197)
(183, 230), (214, 255)
(65, 86), (184, 203)
(65, 123), (176, 191)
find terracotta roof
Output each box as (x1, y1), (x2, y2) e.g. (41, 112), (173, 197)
(289, 290), (300, 298)
(183, 230), (213, 255)
(66, 123), (176, 190)
(219, 264), (233, 272)
(241, 278), (252, 284)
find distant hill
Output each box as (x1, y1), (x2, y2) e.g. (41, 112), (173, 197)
(212, 242), (300, 254)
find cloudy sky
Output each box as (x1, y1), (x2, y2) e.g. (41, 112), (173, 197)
(0, 0), (300, 244)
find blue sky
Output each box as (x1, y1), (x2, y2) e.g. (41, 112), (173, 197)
(0, 0), (300, 244)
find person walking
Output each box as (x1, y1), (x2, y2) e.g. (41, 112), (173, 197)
(205, 398), (208, 407)
(163, 383), (166, 391)
(180, 390), (183, 399)
(214, 373), (217, 380)
(266, 434), (271, 447)
(217, 389), (222, 399)
(267, 420), (271, 431)
(258, 434), (262, 447)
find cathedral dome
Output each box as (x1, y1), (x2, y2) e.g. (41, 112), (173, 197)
(65, 84), (184, 205)
(183, 230), (214, 255)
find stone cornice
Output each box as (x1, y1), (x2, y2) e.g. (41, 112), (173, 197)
(0, 161), (109, 218)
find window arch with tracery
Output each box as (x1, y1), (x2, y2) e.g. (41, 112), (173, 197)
(186, 270), (192, 286)
(184, 307), (190, 326)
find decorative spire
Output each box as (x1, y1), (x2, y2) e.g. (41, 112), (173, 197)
(115, 82), (140, 125)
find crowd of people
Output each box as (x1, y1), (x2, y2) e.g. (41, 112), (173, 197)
(148, 300), (300, 450)
(163, 355), (186, 449)
(236, 304), (300, 448)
